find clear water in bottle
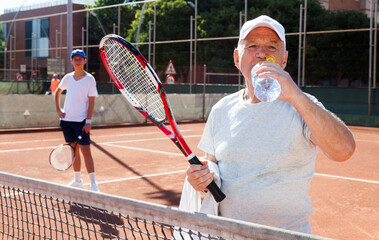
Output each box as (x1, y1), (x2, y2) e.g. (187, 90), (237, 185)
(251, 56), (281, 102)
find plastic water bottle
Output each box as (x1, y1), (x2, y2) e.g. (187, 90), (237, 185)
(251, 56), (281, 102)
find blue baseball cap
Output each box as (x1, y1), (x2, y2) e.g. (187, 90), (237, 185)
(71, 49), (86, 59)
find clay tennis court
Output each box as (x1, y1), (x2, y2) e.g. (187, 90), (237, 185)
(0, 122), (378, 240)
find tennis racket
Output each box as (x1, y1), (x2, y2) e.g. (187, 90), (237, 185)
(49, 133), (84, 171)
(99, 34), (226, 202)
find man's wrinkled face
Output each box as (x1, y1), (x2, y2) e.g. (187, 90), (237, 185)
(234, 27), (288, 89)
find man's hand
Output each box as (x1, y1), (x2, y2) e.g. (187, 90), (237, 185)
(255, 61), (302, 102)
(186, 159), (215, 192)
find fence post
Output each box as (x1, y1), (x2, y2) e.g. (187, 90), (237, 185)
(203, 64), (206, 121)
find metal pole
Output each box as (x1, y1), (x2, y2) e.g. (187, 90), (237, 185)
(240, 11), (243, 31)
(67, 0), (73, 72)
(31, 32), (34, 80)
(203, 64), (206, 121)
(36, 19), (39, 79)
(298, 4), (303, 87)
(239, 11), (243, 90)
(56, 30), (58, 59)
(148, 21), (152, 63)
(153, 1), (156, 68)
(190, 15), (193, 94)
(9, 35), (13, 79)
(60, 15), (63, 76)
(136, 2), (147, 49)
(374, 0), (377, 89)
(244, 0), (247, 22)
(301, 0), (307, 87)
(194, 0), (197, 85)
(86, 11), (89, 72)
(82, 27), (84, 49)
(368, 0), (373, 115)
(3, 46), (6, 80)
(118, 6), (121, 35)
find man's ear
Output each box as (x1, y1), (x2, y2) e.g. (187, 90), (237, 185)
(282, 51), (288, 69)
(234, 49), (240, 69)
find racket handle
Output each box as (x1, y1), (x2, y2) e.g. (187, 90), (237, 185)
(188, 156), (226, 202)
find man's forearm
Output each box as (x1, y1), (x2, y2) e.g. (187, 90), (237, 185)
(290, 93), (355, 161)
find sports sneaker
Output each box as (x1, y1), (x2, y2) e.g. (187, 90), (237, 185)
(68, 179), (84, 189)
(90, 183), (100, 192)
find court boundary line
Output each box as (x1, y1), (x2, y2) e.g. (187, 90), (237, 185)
(79, 170), (379, 186)
(314, 173), (379, 184)
(0, 135), (202, 153)
(0, 129), (194, 145)
(83, 170), (187, 186)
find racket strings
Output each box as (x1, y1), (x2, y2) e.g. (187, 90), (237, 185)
(103, 39), (166, 122)
(50, 145), (74, 170)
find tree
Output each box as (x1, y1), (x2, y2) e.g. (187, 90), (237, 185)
(127, 0), (193, 81)
(93, 0), (373, 86)
(86, 0), (138, 80)
(0, 24), (4, 69)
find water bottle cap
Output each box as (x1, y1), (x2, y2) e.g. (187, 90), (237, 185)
(265, 56), (275, 62)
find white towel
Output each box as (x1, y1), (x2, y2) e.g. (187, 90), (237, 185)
(174, 160), (221, 239)
(178, 160), (220, 215)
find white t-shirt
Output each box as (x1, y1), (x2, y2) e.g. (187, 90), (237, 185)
(58, 72), (98, 122)
(198, 89), (325, 233)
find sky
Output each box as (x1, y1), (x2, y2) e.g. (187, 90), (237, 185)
(0, 0), (47, 15)
(0, 0), (95, 15)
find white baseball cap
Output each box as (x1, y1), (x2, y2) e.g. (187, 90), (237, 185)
(239, 15), (286, 48)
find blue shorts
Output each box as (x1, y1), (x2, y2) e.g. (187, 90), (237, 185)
(60, 120), (90, 145)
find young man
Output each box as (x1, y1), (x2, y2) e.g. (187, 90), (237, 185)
(186, 15), (355, 233)
(55, 49), (99, 192)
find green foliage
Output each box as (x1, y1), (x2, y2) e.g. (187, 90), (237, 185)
(0, 24), (4, 67)
(126, 0), (193, 80)
(86, 0), (138, 78)
(93, 0), (374, 86)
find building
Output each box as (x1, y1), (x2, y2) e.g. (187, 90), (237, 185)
(0, 1), (87, 81)
(319, 0), (378, 16)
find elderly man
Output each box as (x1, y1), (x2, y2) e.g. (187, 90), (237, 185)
(186, 15), (355, 233)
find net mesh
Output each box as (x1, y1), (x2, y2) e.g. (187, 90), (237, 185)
(102, 37), (166, 123)
(49, 144), (74, 170)
(0, 172), (330, 240)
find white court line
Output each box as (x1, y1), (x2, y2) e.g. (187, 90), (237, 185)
(83, 170), (186, 186)
(102, 143), (183, 156)
(0, 130), (193, 145)
(355, 139), (379, 144)
(103, 134), (201, 145)
(0, 135), (201, 153)
(0, 146), (55, 153)
(83, 171), (379, 186)
(314, 173), (379, 184)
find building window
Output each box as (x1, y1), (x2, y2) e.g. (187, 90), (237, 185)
(25, 21), (32, 57)
(25, 18), (49, 58)
(1, 23), (6, 43)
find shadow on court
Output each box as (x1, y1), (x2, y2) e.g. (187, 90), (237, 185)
(69, 203), (123, 238)
(90, 140), (181, 206)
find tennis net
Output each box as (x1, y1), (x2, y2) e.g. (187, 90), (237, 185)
(0, 171), (331, 240)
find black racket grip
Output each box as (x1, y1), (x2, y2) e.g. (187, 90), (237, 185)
(188, 155), (226, 202)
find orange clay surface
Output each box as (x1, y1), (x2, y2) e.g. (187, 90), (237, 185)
(0, 123), (378, 240)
